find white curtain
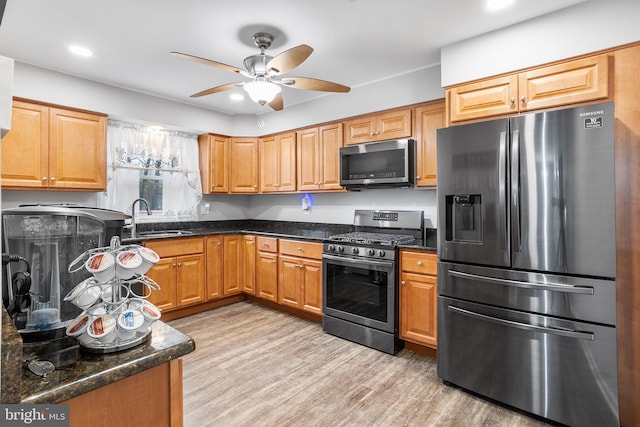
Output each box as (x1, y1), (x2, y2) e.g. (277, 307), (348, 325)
(98, 120), (202, 218)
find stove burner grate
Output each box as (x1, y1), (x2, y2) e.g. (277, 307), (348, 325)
(328, 232), (415, 246)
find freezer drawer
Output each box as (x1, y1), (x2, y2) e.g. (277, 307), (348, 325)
(438, 262), (617, 326)
(437, 296), (619, 427)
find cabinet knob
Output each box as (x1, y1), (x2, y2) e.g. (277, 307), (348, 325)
(520, 96), (526, 103)
(401, 281), (406, 286)
(416, 176), (420, 179)
(50, 177), (56, 182)
(297, 247), (302, 251)
(172, 263), (177, 267)
(271, 260), (276, 264)
(510, 98), (515, 104)
(417, 261), (423, 266)
(42, 177), (48, 182)
(178, 262), (182, 267)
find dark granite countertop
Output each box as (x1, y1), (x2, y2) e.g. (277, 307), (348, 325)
(1, 308), (23, 403)
(19, 320), (194, 404)
(123, 219), (438, 250)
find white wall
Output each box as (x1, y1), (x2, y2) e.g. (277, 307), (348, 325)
(196, 189), (438, 227)
(441, 0), (640, 86)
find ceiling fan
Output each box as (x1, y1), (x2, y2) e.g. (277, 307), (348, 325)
(171, 32), (351, 111)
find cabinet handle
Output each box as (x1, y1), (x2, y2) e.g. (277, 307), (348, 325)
(416, 176), (420, 179)
(178, 262), (182, 267)
(520, 96), (526, 103)
(297, 247), (302, 251)
(417, 261), (423, 266)
(172, 263), (177, 267)
(50, 177), (56, 182)
(510, 98), (515, 104)
(42, 177), (48, 182)
(401, 281), (406, 286)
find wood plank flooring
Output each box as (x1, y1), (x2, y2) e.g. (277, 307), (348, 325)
(169, 302), (551, 427)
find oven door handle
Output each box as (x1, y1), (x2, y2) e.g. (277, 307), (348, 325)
(449, 269), (595, 295)
(322, 254), (394, 269)
(448, 305), (595, 341)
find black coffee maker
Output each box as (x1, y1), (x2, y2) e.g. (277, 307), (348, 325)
(2, 204), (130, 342)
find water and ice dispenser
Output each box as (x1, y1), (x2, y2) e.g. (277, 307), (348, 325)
(2, 205), (130, 342)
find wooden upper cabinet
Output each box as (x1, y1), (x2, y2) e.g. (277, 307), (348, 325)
(198, 134), (229, 194)
(343, 108), (412, 145)
(519, 54), (609, 112)
(229, 137), (259, 193)
(414, 101), (445, 187)
(259, 132), (296, 193)
(448, 75), (518, 123)
(447, 53), (610, 123)
(2, 100), (106, 190)
(296, 123), (343, 191)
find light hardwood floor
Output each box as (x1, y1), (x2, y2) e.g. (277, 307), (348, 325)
(169, 301), (551, 427)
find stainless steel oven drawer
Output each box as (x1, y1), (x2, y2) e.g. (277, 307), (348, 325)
(437, 296), (619, 427)
(438, 261), (617, 326)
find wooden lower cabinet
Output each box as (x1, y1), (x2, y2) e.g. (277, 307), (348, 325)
(223, 235), (242, 295)
(256, 236), (278, 302)
(63, 360), (184, 427)
(144, 237), (205, 312)
(399, 250), (438, 348)
(205, 235), (224, 300)
(278, 239), (323, 315)
(242, 235), (256, 294)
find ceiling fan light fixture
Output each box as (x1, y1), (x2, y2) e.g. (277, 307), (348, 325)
(244, 80), (281, 104)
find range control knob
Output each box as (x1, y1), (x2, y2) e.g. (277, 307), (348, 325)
(327, 244), (336, 252)
(377, 250), (386, 257)
(337, 245), (344, 253)
(351, 247), (359, 255)
(367, 248), (375, 256)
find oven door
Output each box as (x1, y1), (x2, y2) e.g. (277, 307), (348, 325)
(322, 253), (395, 333)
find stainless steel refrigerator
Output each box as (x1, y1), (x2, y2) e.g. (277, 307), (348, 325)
(436, 102), (618, 427)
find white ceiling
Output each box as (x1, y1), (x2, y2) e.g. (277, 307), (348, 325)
(0, 0), (587, 116)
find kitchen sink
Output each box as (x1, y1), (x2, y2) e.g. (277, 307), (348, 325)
(135, 230), (195, 238)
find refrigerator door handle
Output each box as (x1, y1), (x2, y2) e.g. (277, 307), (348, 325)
(448, 305), (595, 340)
(510, 129), (521, 252)
(498, 131), (508, 253)
(448, 269), (595, 294)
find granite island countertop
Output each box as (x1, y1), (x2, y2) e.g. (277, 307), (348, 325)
(19, 320), (194, 404)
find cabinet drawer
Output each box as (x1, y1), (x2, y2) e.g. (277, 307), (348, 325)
(144, 236), (204, 258)
(279, 239), (322, 259)
(400, 251), (437, 275)
(257, 236), (278, 253)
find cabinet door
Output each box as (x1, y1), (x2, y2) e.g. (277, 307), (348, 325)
(448, 75), (518, 123)
(400, 272), (437, 348)
(278, 255), (302, 308)
(301, 258), (322, 315)
(319, 123), (343, 190)
(259, 136), (279, 192)
(199, 134), (229, 194)
(519, 54), (609, 112)
(229, 138), (258, 193)
(296, 128), (320, 191)
(146, 258), (178, 312)
(377, 108), (412, 140)
(205, 236), (224, 300)
(242, 235), (256, 295)
(1, 101), (49, 188)
(223, 235), (242, 295)
(176, 253), (205, 307)
(415, 102), (445, 187)
(343, 116), (376, 145)
(256, 252), (278, 302)
(49, 108), (107, 190)
(277, 132), (297, 192)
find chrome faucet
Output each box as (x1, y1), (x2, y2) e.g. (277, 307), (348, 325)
(128, 198), (152, 238)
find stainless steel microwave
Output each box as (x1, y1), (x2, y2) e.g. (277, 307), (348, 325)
(339, 139), (415, 190)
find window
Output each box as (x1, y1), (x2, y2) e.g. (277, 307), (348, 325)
(99, 120), (202, 219)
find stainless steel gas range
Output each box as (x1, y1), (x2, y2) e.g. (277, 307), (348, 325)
(322, 210), (423, 354)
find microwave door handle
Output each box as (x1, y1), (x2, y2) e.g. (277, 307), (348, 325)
(510, 129), (521, 253)
(498, 131), (508, 253)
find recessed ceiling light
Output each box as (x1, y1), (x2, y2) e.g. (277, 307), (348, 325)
(68, 45), (93, 57)
(486, 0), (515, 12)
(230, 93), (244, 101)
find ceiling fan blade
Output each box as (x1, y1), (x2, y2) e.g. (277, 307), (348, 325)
(268, 93), (284, 111)
(281, 77), (351, 93)
(267, 44), (313, 75)
(170, 51), (243, 75)
(191, 82), (242, 98)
